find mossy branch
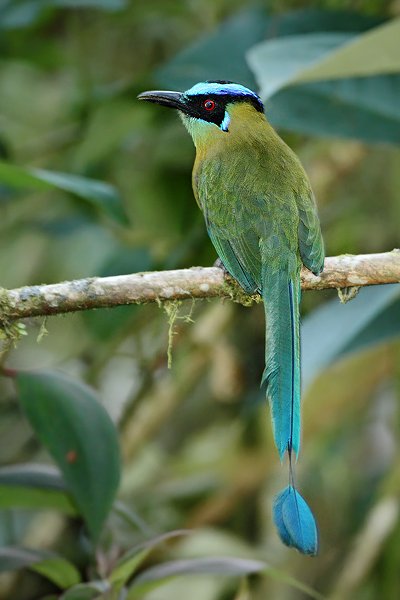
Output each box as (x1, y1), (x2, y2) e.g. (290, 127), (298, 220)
(0, 251), (399, 324)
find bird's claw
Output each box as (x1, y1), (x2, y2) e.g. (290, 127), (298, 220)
(213, 257), (230, 275)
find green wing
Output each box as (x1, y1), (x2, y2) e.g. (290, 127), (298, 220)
(206, 223), (259, 293)
(204, 188), (299, 293)
(297, 192), (325, 275)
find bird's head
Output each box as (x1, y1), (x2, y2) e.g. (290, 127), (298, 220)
(138, 80), (264, 146)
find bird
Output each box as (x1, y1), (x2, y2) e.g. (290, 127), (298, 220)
(138, 80), (324, 555)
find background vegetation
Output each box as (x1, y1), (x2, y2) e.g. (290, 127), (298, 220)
(0, 0), (400, 598)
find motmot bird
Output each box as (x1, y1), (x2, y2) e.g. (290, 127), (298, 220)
(138, 81), (324, 554)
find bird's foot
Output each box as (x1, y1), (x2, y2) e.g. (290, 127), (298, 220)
(213, 257), (230, 275)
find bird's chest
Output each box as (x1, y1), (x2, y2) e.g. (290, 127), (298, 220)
(194, 155), (257, 228)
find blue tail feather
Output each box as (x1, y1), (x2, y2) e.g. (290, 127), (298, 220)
(273, 485), (318, 556)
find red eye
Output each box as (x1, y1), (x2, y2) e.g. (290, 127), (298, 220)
(203, 99), (215, 111)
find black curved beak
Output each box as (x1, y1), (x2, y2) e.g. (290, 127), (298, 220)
(137, 90), (185, 111)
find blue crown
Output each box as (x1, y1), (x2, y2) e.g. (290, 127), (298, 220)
(185, 81), (261, 103)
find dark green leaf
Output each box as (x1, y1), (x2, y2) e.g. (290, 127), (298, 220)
(17, 370), (121, 541)
(53, 0), (127, 10)
(0, 1), (45, 29)
(156, 8), (268, 90)
(266, 76), (400, 143)
(0, 547), (81, 589)
(302, 284), (400, 388)
(263, 8), (382, 38)
(0, 161), (128, 224)
(156, 8), (381, 92)
(247, 26), (400, 143)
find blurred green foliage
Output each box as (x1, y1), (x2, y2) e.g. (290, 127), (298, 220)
(0, 0), (400, 599)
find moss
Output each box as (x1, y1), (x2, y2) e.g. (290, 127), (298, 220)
(222, 275), (261, 307)
(163, 300), (182, 369)
(37, 318), (48, 343)
(0, 288), (29, 356)
(162, 299), (197, 369)
(0, 287), (13, 319)
(337, 286), (360, 304)
(0, 320), (28, 357)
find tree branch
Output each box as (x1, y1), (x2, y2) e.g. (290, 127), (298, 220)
(0, 251), (399, 322)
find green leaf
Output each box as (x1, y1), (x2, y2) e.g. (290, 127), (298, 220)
(0, 464), (76, 513)
(302, 284), (400, 389)
(293, 18), (400, 83)
(128, 557), (323, 600)
(0, 162), (52, 191)
(60, 581), (110, 600)
(0, 547), (81, 589)
(16, 370), (121, 541)
(247, 32), (354, 99)
(0, 485), (76, 514)
(31, 168), (128, 224)
(33, 558), (81, 590)
(0, 161), (128, 224)
(109, 530), (190, 588)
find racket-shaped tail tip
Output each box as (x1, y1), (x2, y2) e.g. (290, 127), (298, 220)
(273, 485), (318, 556)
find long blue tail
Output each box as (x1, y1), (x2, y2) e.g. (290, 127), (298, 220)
(261, 268), (301, 459)
(261, 266), (318, 555)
